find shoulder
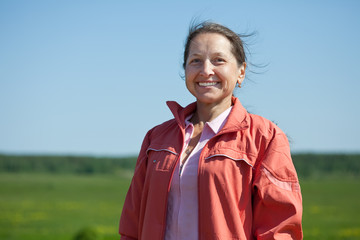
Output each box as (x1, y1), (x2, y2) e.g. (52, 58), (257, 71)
(247, 114), (298, 182)
(143, 118), (182, 152)
(149, 118), (178, 137)
(247, 113), (286, 140)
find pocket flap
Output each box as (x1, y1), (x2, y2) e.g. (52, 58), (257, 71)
(205, 149), (254, 167)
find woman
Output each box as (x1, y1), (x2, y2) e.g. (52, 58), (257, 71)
(119, 22), (303, 240)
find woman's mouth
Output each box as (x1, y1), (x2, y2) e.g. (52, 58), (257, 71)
(198, 82), (218, 87)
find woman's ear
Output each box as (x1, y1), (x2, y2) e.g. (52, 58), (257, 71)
(237, 62), (247, 86)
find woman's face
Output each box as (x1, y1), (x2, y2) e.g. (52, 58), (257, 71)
(185, 33), (246, 106)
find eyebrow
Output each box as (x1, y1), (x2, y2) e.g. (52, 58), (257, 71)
(188, 52), (228, 57)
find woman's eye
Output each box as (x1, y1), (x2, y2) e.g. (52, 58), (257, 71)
(215, 58), (225, 63)
(190, 58), (201, 64)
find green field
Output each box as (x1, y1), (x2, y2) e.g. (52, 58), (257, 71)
(0, 172), (132, 240)
(1, 172), (360, 239)
(300, 176), (360, 239)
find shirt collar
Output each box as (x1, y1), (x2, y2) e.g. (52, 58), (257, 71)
(184, 114), (193, 129)
(207, 106), (232, 134)
(184, 106), (233, 134)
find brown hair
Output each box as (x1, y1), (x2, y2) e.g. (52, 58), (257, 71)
(183, 21), (247, 69)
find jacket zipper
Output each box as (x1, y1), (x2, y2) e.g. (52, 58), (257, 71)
(197, 130), (241, 240)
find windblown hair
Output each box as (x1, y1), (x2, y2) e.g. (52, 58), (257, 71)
(183, 21), (248, 69)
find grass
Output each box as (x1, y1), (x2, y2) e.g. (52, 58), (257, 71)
(0, 171), (132, 240)
(0, 172), (359, 239)
(300, 176), (360, 239)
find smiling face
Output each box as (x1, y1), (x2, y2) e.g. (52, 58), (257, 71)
(185, 33), (246, 107)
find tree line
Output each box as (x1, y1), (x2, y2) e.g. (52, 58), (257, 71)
(0, 153), (359, 178)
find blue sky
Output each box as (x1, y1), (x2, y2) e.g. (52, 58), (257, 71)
(1, 0), (359, 156)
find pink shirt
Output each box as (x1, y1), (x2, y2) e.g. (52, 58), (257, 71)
(164, 107), (232, 240)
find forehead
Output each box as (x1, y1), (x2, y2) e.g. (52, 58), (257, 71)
(189, 33), (232, 54)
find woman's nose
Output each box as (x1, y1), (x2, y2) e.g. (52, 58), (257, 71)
(200, 60), (214, 77)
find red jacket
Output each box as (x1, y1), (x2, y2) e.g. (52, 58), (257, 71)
(119, 97), (303, 240)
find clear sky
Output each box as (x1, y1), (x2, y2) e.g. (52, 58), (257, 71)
(1, 0), (359, 156)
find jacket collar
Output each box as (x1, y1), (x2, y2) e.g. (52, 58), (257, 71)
(166, 101), (197, 129)
(166, 96), (249, 133)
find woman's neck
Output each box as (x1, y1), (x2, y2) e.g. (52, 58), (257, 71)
(192, 97), (232, 124)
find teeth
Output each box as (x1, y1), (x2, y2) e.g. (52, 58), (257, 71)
(199, 82), (217, 86)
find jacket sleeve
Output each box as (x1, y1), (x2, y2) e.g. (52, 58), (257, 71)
(119, 129), (153, 240)
(252, 129), (303, 239)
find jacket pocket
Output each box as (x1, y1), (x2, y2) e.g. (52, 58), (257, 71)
(205, 150), (254, 168)
(146, 147), (178, 172)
